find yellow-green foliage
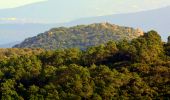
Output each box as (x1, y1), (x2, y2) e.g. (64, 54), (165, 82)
(0, 31), (170, 99)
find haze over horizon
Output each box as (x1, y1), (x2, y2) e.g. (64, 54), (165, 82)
(1, 0), (170, 23)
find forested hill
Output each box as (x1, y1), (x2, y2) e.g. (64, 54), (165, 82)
(0, 31), (170, 99)
(13, 23), (143, 50)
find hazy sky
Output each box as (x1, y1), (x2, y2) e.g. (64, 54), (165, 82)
(0, 0), (47, 9)
(0, 0), (170, 23)
(1, 0), (170, 10)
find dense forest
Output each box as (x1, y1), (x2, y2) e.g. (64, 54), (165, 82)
(13, 23), (143, 50)
(0, 30), (170, 99)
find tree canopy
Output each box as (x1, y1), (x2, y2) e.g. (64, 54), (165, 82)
(0, 31), (170, 99)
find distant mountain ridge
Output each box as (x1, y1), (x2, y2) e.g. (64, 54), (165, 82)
(13, 23), (143, 50)
(66, 6), (170, 41)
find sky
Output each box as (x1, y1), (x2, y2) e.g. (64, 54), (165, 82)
(0, 0), (170, 23)
(0, 0), (47, 9)
(0, 0), (170, 11)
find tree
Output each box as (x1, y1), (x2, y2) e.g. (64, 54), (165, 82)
(130, 30), (164, 63)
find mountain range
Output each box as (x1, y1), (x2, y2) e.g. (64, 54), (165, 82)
(0, 5), (170, 47)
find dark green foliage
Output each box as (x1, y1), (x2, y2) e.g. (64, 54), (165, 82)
(0, 31), (170, 99)
(13, 23), (143, 50)
(165, 43), (170, 57)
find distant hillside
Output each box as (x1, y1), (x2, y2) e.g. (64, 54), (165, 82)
(13, 23), (143, 50)
(67, 6), (170, 41)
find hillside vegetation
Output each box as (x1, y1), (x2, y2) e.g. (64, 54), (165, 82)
(14, 23), (143, 50)
(1, 31), (170, 99)
(0, 48), (44, 60)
